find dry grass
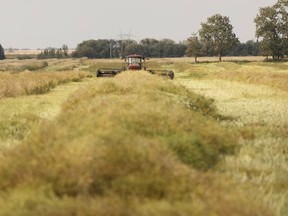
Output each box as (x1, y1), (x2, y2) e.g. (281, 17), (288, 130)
(0, 81), (91, 148)
(0, 71), (272, 216)
(177, 63), (288, 216)
(0, 71), (92, 98)
(176, 61), (288, 92)
(0, 57), (283, 215)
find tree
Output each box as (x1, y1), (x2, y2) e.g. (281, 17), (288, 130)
(140, 38), (160, 57)
(254, 0), (288, 59)
(72, 39), (111, 58)
(71, 38), (186, 58)
(62, 44), (69, 57)
(118, 40), (140, 57)
(228, 40), (259, 56)
(0, 44), (5, 60)
(199, 14), (239, 62)
(156, 39), (175, 57)
(186, 33), (203, 62)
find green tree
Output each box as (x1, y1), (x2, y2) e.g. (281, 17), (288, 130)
(156, 39), (175, 57)
(199, 14), (239, 62)
(228, 40), (259, 56)
(0, 44), (5, 60)
(255, 5), (282, 59)
(186, 33), (203, 62)
(62, 44), (69, 57)
(118, 40), (140, 57)
(72, 39), (111, 58)
(140, 38), (160, 57)
(255, 0), (288, 59)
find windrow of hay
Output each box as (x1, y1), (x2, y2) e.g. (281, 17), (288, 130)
(176, 62), (288, 92)
(0, 81), (91, 149)
(0, 71), (92, 98)
(0, 71), (272, 215)
(177, 65), (288, 216)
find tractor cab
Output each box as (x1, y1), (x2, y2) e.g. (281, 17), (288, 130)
(126, 54), (146, 70)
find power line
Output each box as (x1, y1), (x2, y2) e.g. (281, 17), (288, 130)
(118, 29), (134, 40)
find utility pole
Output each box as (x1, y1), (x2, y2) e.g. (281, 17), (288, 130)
(110, 39), (112, 59)
(118, 29), (134, 40)
(118, 30), (135, 58)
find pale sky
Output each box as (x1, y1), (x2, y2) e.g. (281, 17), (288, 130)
(0, 0), (276, 49)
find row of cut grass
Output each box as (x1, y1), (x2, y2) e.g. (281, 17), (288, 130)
(175, 61), (288, 92)
(0, 71), (92, 98)
(0, 81), (91, 149)
(0, 71), (272, 215)
(177, 67), (288, 216)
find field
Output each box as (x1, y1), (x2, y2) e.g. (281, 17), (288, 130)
(0, 57), (287, 215)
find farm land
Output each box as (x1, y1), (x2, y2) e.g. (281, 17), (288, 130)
(0, 56), (287, 216)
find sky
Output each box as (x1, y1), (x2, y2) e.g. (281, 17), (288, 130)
(0, 0), (277, 49)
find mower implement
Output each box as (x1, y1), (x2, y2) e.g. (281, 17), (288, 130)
(96, 54), (174, 79)
(147, 69), (174, 80)
(96, 68), (123, 77)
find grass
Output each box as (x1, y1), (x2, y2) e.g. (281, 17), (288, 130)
(0, 70), (92, 98)
(0, 81), (91, 149)
(177, 62), (288, 216)
(0, 70), (272, 216)
(175, 61), (288, 92)
(1, 57), (285, 215)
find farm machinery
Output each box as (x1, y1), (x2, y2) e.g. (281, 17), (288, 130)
(96, 54), (174, 79)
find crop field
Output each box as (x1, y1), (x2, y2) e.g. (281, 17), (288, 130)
(174, 60), (288, 216)
(0, 57), (286, 215)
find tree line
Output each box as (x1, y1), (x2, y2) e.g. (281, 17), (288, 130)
(71, 38), (187, 58)
(37, 45), (69, 59)
(0, 44), (5, 60)
(0, 0), (287, 61)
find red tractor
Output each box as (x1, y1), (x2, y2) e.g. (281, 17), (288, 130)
(96, 54), (174, 79)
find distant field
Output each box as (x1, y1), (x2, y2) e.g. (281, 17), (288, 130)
(5, 49), (76, 55)
(0, 57), (286, 215)
(4, 49), (76, 59)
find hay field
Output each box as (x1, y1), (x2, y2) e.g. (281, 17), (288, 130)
(176, 60), (288, 216)
(0, 57), (285, 215)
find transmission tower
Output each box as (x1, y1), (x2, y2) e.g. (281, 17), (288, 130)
(118, 29), (134, 40)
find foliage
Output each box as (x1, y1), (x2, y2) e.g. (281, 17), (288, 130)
(17, 55), (35, 60)
(199, 14), (239, 62)
(229, 40), (260, 56)
(118, 39), (140, 57)
(72, 39), (187, 58)
(37, 45), (69, 59)
(0, 44), (5, 60)
(186, 33), (204, 62)
(255, 0), (288, 59)
(72, 39), (111, 58)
